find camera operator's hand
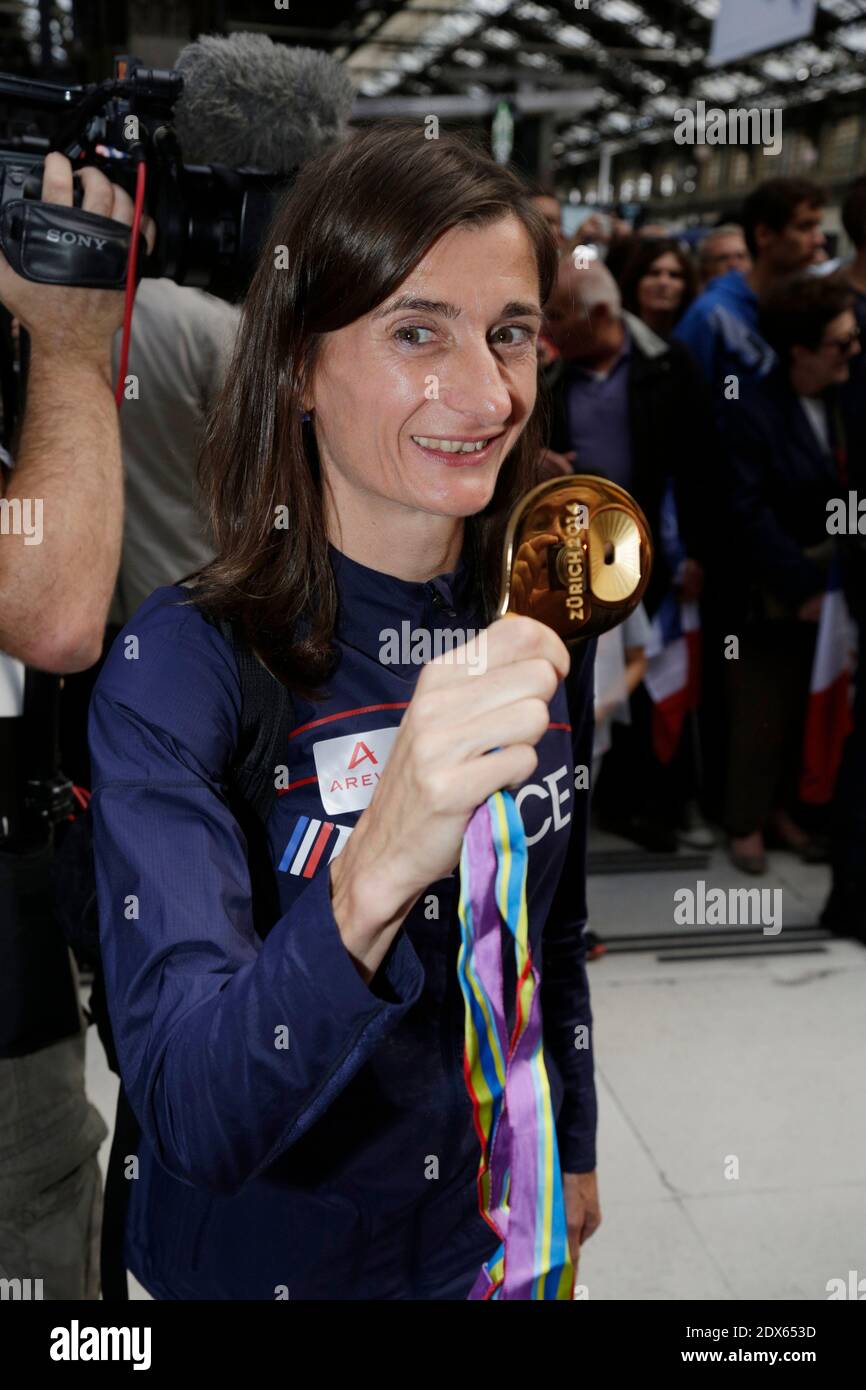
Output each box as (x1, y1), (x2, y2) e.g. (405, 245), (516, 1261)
(0, 153), (156, 672)
(329, 615), (570, 983)
(0, 152), (155, 367)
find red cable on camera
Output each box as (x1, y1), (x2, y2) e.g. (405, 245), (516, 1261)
(114, 158), (147, 410)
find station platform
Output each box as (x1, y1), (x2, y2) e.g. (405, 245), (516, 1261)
(83, 833), (866, 1301)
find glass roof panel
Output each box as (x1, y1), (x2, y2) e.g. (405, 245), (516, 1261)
(595, 0), (646, 24)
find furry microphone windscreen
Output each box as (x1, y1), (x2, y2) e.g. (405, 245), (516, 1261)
(172, 32), (355, 175)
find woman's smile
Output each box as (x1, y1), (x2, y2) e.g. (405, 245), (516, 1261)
(409, 430), (507, 467)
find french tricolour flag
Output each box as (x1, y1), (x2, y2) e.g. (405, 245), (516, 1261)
(642, 592), (702, 765)
(799, 568), (857, 805)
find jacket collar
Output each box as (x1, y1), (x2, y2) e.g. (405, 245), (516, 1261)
(622, 310), (668, 360)
(708, 268), (757, 310)
(328, 538), (484, 668)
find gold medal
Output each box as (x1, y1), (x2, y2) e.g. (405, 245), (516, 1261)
(497, 475), (653, 642)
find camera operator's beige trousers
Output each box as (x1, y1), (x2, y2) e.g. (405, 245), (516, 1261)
(0, 1028), (107, 1300)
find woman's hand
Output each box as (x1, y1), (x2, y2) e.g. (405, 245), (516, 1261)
(562, 1170), (602, 1281)
(329, 614), (570, 982)
(675, 556), (704, 602)
(797, 593), (823, 623)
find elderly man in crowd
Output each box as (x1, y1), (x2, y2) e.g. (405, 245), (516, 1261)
(697, 224), (751, 288)
(539, 255), (714, 851)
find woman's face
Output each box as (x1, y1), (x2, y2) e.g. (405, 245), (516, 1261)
(638, 252), (686, 317)
(309, 214), (542, 525)
(795, 309), (861, 389)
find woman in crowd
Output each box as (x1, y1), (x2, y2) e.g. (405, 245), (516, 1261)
(619, 238), (697, 339)
(87, 124), (601, 1300)
(716, 273), (859, 873)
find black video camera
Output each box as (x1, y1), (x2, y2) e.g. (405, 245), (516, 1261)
(0, 53), (288, 302)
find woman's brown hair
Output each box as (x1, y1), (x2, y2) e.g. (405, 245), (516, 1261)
(619, 237), (697, 327)
(759, 271), (855, 368)
(186, 121), (559, 700)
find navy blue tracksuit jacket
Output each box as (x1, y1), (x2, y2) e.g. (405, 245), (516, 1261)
(88, 542), (598, 1300)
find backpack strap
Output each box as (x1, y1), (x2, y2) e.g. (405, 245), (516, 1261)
(212, 615), (296, 825)
(204, 611), (295, 941)
(101, 601), (295, 1300)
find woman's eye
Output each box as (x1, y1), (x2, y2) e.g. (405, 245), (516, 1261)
(491, 324), (535, 347)
(392, 323), (535, 348)
(394, 325), (436, 345)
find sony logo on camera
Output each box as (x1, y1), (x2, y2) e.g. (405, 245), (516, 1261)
(45, 227), (107, 251)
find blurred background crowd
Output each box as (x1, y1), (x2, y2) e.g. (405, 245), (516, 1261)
(530, 172), (866, 953)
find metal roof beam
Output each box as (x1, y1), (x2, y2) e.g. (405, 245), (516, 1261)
(353, 86), (599, 117)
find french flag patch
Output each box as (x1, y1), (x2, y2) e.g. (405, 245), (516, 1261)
(278, 816), (353, 878)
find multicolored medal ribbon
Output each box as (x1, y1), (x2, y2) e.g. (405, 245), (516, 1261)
(455, 475), (653, 1301)
(457, 790), (573, 1299)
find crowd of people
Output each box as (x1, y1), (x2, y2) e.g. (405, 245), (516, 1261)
(531, 174), (866, 945)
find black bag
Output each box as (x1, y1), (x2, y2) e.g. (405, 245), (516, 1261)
(57, 606), (295, 1300)
(0, 837), (83, 1058)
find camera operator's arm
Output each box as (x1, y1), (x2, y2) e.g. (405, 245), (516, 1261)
(0, 153), (152, 673)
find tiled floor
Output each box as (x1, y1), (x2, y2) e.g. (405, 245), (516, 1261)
(83, 834), (866, 1301)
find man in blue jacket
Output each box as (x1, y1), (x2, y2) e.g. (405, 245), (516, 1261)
(674, 178), (827, 399)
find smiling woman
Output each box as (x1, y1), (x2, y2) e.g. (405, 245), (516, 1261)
(372, 287), (543, 465)
(189, 120), (558, 695)
(87, 120), (600, 1302)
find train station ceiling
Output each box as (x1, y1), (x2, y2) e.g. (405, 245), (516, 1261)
(261, 0), (866, 170)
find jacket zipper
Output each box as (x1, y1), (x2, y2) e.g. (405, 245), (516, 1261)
(427, 583), (457, 620)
